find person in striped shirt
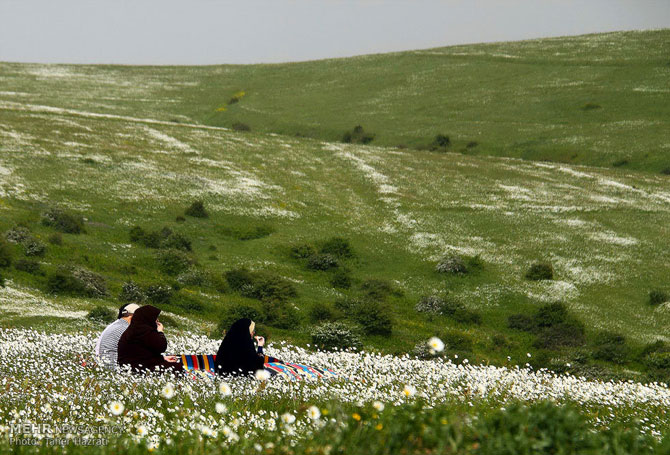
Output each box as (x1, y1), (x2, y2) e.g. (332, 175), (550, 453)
(95, 303), (139, 369)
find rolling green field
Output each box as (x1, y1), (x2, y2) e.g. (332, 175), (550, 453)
(1, 30), (670, 381)
(1, 29), (669, 171)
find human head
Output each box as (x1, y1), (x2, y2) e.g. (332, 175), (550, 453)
(130, 305), (160, 329)
(117, 303), (140, 319)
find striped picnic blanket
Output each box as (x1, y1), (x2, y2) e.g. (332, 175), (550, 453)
(180, 354), (337, 381)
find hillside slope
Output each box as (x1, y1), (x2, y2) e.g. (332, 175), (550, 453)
(1, 29), (669, 171)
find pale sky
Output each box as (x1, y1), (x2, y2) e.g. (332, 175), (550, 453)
(1, 0), (669, 65)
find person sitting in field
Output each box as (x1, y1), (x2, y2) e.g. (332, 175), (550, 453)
(117, 305), (183, 374)
(95, 303), (139, 369)
(214, 318), (279, 376)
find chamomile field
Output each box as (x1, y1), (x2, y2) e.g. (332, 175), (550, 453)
(1, 29), (670, 453)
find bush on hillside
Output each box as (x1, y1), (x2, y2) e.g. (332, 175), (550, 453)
(261, 301), (301, 329)
(86, 306), (115, 324)
(47, 233), (62, 245)
(185, 200), (208, 218)
(441, 330), (474, 353)
(353, 301), (393, 335)
(525, 262), (554, 280)
(216, 303), (262, 335)
(14, 259), (42, 275)
(649, 289), (668, 305)
(535, 302), (569, 328)
(360, 278), (403, 301)
(306, 253), (338, 271)
(431, 134), (451, 151)
(47, 267), (107, 297)
(0, 240), (13, 268)
(130, 226), (192, 251)
(535, 322), (586, 349)
(222, 225), (274, 240)
(23, 238), (46, 257)
(145, 284), (173, 305)
(177, 268), (207, 286)
(156, 249), (193, 276)
(225, 268), (297, 303)
(342, 125), (375, 144)
(507, 313), (535, 332)
(290, 243), (316, 259)
(4, 226), (31, 244)
(119, 281), (146, 303)
(592, 331), (629, 364)
(330, 269), (352, 289)
(436, 255), (467, 274)
(308, 302), (340, 323)
(41, 207), (85, 234)
(0, 272), (4, 287)
(320, 237), (354, 258)
(311, 322), (362, 351)
(415, 295), (447, 314)
(232, 122), (251, 132)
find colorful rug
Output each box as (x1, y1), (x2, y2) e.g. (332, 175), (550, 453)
(180, 354), (337, 381)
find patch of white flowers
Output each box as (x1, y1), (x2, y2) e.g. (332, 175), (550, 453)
(0, 328), (669, 443)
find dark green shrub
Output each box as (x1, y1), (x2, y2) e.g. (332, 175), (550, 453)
(156, 249), (193, 276)
(47, 267), (107, 297)
(216, 303), (263, 336)
(649, 289), (668, 305)
(612, 158), (629, 167)
(508, 313), (535, 331)
(535, 321), (586, 349)
(232, 122), (251, 132)
(661, 167), (670, 176)
(4, 226), (31, 243)
(129, 226), (147, 243)
(451, 307), (482, 325)
(86, 306), (115, 324)
(639, 340), (670, 359)
(342, 125), (374, 144)
(47, 233), (63, 245)
(307, 253), (338, 271)
(223, 225), (274, 240)
(241, 272), (297, 303)
(415, 295), (447, 314)
(525, 262), (554, 280)
(23, 238), (46, 257)
(185, 200), (208, 218)
(145, 285), (173, 305)
(320, 237), (354, 258)
(161, 232), (192, 251)
(466, 141), (479, 149)
(330, 269), (352, 289)
(46, 271), (83, 295)
(119, 281), (146, 303)
(436, 255), (467, 274)
(431, 134), (451, 150)
(353, 301), (393, 335)
(130, 226), (192, 251)
(290, 243), (316, 259)
(360, 278), (403, 301)
(333, 297), (361, 314)
(536, 302), (569, 327)
(171, 293), (204, 313)
(41, 207), (85, 234)
(14, 259), (42, 275)
(441, 330), (474, 352)
(311, 322), (363, 351)
(176, 268), (207, 286)
(582, 102), (601, 110)
(0, 241), (13, 268)
(262, 302), (301, 329)
(592, 331), (629, 364)
(0, 272), (4, 287)
(308, 302), (339, 323)
(175, 215), (186, 223)
(224, 268), (255, 291)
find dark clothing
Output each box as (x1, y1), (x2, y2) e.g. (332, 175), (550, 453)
(214, 318), (265, 376)
(117, 305), (184, 374)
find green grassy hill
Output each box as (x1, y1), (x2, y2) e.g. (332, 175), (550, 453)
(1, 30), (670, 381)
(1, 29), (669, 171)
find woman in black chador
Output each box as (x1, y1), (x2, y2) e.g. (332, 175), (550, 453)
(117, 305), (183, 374)
(214, 318), (278, 376)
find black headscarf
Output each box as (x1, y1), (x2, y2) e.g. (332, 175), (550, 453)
(121, 305), (160, 342)
(214, 318), (264, 375)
